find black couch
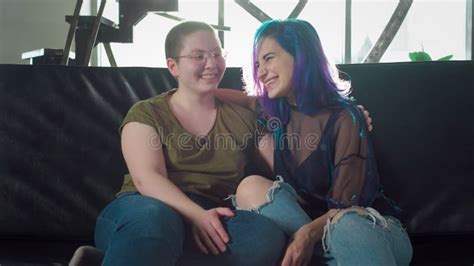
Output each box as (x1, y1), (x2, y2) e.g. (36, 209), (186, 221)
(0, 61), (473, 265)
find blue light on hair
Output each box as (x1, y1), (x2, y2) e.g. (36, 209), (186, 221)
(247, 19), (351, 125)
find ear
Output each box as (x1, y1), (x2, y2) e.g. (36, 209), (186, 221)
(167, 58), (179, 78)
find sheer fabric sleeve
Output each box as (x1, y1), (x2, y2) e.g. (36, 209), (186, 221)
(327, 106), (378, 209)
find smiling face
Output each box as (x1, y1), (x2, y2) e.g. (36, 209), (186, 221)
(256, 37), (295, 102)
(167, 30), (225, 94)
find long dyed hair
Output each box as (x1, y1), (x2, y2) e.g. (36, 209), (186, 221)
(248, 19), (351, 125)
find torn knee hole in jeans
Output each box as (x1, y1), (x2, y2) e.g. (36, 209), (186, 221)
(322, 207), (388, 253)
(225, 175), (284, 213)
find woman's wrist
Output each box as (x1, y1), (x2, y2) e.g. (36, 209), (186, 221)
(304, 209), (340, 241)
(180, 202), (207, 224)
(298, 224), (316, 244)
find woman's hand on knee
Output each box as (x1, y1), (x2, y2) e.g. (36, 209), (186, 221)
(281, 224), (315, 266)
(191, 208), (234, 255)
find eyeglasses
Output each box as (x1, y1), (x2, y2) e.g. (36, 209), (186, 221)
(174, 50), (228, 63)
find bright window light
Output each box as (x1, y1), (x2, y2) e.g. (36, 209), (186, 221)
(97, 0), (469, 67)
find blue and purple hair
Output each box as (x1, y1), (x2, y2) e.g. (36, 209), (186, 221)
(248, 19), (351, 125)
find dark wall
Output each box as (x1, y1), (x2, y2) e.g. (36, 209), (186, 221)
(339, 61), (474, 235)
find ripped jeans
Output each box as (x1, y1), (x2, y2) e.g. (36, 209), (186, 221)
(229, 176), (413, 266)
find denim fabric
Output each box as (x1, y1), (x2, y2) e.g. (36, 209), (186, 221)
(230, 178), (312, 237)
(95, 192), (286, 266)
(233, 181), (413, 266)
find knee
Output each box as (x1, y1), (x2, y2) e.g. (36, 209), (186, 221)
(235, 175), (273, 209)
(327, 211), (383, 246)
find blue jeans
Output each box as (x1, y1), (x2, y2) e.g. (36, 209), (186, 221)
(231, 179), (413, 266)
(95, 192), (286, 266)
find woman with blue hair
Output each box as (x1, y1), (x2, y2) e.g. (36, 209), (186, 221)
(220, 19), (413, 265)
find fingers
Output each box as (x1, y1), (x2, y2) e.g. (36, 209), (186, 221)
(282, 253), (306, 266)
(193, 225), (220, 255)
(281, 250), (294, 266)
(215, 207), (235, 217)
(362, 109), (373, 132)
(363, 110), (370, 122)
(192, 228), (209, 255)
(210, 217), (229, 244)
(193, 208), (233, 255)
(368, 124), (373, 132)
(213, 208), (234, 243)
(365, 112), (372, 123)
(363, 109), (370, 117)
(207, 221), (227, 252)
(365, 111), (373, 131)
(207, 208), (231, 252)
(282, 243), (310, 266)
(200, 229), (220, 255)
(357, 105), (373, 132)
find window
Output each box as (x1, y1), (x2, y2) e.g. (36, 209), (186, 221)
(351, 0), (468, 63)
(96, 0), (471, 67)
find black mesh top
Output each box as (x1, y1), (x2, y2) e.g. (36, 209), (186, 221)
(262, 102), (401, 220)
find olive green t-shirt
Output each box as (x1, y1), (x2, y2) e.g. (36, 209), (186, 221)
(119, 89), (258, 205)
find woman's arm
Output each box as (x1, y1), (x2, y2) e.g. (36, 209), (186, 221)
(215, 90), (373, 131)
(122, 122), (203, 220)
(281, 209), (338, 266)
(121, 122), (234, 254)
(215, 88), (257, 110)
(215, 89), (374, 131)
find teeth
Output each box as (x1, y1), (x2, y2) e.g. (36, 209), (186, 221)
(265, 77), (277, 86)
(202, 74), (217, 79)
